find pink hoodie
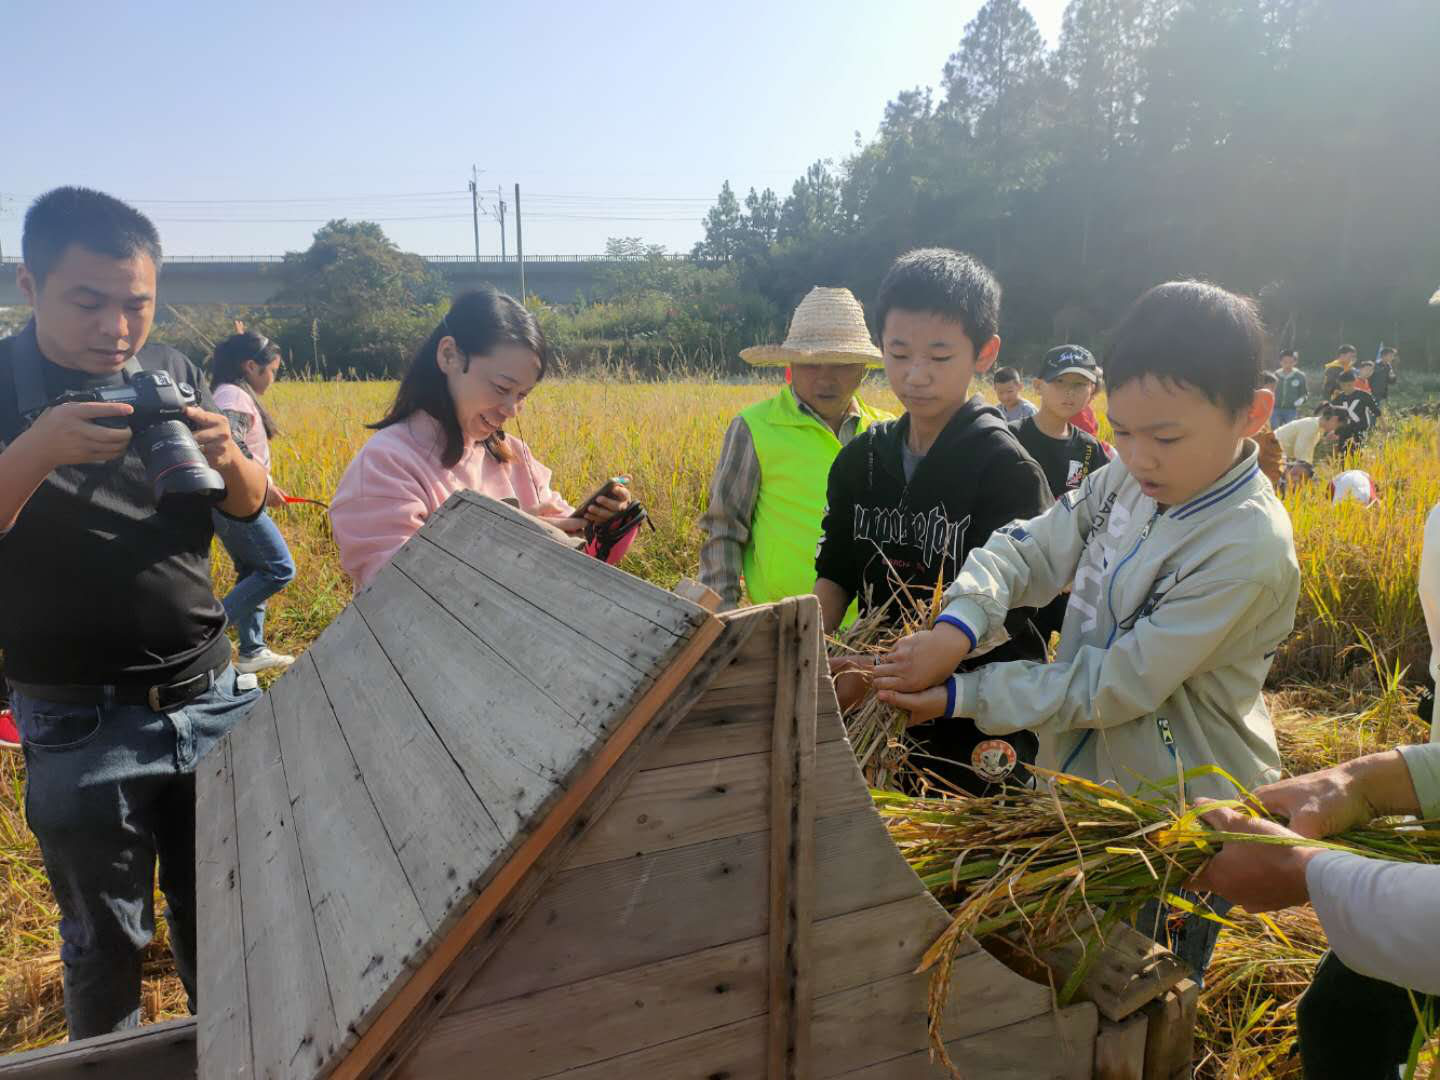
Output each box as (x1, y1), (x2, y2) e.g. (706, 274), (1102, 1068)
(330, 411), (633, 588)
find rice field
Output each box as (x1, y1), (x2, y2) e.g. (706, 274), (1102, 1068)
(2, 373), (1438, 1074)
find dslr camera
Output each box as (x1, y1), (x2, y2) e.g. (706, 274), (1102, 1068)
(52, 369), (226, 513)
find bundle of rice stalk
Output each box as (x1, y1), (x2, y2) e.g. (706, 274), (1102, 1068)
(826, 574), (944, 791)
(877, 764), (1440, 1076)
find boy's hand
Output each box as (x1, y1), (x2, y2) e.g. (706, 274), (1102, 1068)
(827, 655), (874, 714)
(873, 624), (972, 694)
(878, 684), (950, 727)
(25, 401), (133, 467)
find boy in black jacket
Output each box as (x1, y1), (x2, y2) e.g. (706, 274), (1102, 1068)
(815, 248), (1052, 793)
(1332, 369), (1378, 453)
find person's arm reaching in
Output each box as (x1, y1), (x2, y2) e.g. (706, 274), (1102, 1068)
(697, 419), (760, 611)
(873, 466), (1097, 698)
(1193, 746), (1440, 995)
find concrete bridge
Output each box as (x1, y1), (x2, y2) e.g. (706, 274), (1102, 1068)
(0, 254), (687, 312)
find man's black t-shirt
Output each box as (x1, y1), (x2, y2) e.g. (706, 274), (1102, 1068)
(1010, 415), (1107, 499)
(0, 321), (232, 686)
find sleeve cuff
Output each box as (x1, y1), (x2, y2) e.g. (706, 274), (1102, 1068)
(939, 599), (988, 645)
(1398, 744), (1440, 820)
(935, 614), (977, 650)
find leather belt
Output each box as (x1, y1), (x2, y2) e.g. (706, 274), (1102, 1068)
(10, 658), (230, 713)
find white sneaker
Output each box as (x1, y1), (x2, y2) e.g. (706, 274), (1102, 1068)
(235, 648), (295, 675)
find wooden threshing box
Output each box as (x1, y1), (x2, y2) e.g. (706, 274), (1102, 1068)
(0, 491), (1197, 1079)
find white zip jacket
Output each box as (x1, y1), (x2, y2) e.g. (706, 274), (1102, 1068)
(939, 442), (1298, 801)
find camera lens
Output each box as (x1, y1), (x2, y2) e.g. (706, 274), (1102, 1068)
(131, 420), (226, 513)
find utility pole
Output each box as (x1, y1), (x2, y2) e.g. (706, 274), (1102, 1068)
(496, 184), (507, 261)
(468, 165), (482, 262)
(515, 183), (525, 300)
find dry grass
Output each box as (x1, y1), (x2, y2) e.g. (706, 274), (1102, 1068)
(2, 376), (1438, 1074)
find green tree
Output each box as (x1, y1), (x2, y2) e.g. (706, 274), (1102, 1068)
(275, 220), (446, 376)
(693, 181), (745, 263)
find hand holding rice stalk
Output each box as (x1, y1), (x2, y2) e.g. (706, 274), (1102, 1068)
(826, 571), (948, 791)
(876, 763), (1440, 1076)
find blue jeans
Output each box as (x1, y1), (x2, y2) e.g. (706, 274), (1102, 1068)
(13, 667), (260, 1039)
(212, 509), (295, 656)
(1272, 406), (1298, 427)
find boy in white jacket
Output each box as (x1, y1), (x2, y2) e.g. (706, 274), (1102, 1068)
(874, 280), (1300, 976)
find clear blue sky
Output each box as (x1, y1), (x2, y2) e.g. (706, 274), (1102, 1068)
(1, 0), (1066, 258)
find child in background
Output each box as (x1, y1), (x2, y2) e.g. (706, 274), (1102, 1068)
(815, 248), (1052, 794)
(1275, 405), (1343, 491)
(1354, 359), (1375, 394)
(1010, 346), (1107, 499)
(1323, 344), (1358, 400)
(873, 280), (1297, 978)
(993, 366), (1037, 423)
(1372, 346), (1398, 409)
(1332, 369), (1379, 453)
(1009, 345), (1109, 640)
(209, 332), (297, 674)
(1272, 349), (1307, 426)
(1330, 469), (1381, 507)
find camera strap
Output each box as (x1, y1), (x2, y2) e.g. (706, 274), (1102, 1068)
(11, 331), (143, 423)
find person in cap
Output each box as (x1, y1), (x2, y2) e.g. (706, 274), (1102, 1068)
(1010, 345), (1109, 500)
(1009, 345), (1109, 640)
(698, 287), (891, 613)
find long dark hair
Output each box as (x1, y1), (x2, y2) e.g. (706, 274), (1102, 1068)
(210, 331), (281, 438)
(372, 288), (548, 468)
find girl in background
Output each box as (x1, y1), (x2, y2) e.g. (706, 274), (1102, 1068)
(209, 332), (297, 674)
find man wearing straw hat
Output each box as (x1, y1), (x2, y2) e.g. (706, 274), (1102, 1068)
(699, 287), (891, 613)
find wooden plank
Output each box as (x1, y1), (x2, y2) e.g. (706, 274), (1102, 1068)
(394, 534), (669, 730)
(0, 1019), (196, 1078)
(1142, 979), (1198, 1080)
(229, 698), (341, 1078)
(456, 804), (925, 1011)
(465, 966), (1081, 1080)
(807, 967), (1061, 1077)
(308, 605), (506, 931)
(1095, 1013), (1150, 1080)
(195, 739), (250, 1080)
(431, 495), (707, 632)
(654, 699), (843, 769)
(768, 596), (819, 1080)
(823, 1003), (1099, 1080)
(337, 610), (731, 1080)
(673, 578), (723, 611)
(565, 740), (869, 870)
(268, 654), (432, 1050)
(353, 566), (594, 830)
(405, 895), (950, 1080)
(1041, 916), (1190, 1022)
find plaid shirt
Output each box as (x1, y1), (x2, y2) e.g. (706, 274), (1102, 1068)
(698, 396), (866, 610)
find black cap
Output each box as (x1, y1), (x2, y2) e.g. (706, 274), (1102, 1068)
(1040, 344), (1100, 384)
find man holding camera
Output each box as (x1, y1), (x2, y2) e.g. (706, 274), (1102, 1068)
(0, 188), (269, 1038)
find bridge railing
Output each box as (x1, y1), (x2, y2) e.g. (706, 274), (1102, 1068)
(1, 254), (696, 266)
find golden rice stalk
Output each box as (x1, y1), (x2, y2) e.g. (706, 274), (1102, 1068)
(878, 766), (1440, 1077)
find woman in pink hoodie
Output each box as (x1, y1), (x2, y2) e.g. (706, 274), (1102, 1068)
(330, 288), (636, 589)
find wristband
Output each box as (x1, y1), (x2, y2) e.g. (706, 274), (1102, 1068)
(944, 675), (958, 720)
(935, 614), (977, 650)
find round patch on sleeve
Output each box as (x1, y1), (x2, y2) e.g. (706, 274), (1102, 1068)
(971, 738), (1019, 783)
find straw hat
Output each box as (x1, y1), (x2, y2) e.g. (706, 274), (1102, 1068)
(741, 286), (883, 367)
